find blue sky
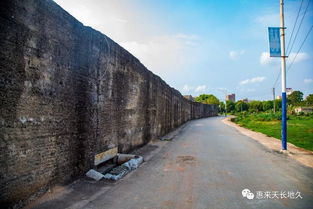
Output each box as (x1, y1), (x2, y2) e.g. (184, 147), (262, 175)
(54, 0), (313, 101)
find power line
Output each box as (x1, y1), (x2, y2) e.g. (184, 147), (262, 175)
(273, 71), (281, 88)
(287, 24), (313, 73)
(286, 0), (311, 55)
(273, 24), (312, 87)
(273, 0), (312, 88)
(286, 0), (304, 53)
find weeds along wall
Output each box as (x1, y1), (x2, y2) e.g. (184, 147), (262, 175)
(0, 0), (218, 207)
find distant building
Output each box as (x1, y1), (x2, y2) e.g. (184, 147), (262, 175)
(183, 95), (194, 101)
(286, 88), (293, 96)
(294, 107), (313, 114)
(276, 89), (293, 98)
(226, 94), (235, 102)
(242, 98), (248, 103)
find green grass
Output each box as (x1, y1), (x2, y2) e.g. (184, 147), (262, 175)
(232, 113), (313, 151)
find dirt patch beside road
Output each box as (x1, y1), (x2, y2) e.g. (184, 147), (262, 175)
(222, 117), (313, 168)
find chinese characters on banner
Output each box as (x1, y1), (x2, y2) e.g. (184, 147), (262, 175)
(268, 27), (281, 57)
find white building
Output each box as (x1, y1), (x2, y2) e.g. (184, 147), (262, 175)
(286, 88), (293, 96)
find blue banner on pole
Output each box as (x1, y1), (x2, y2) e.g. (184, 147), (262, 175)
(268, 27), (281, 57)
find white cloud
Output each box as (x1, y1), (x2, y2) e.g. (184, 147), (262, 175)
(260, 52), (280, 65)
(119, 35), (187, 73)
(240, 88), (256, 92)
(288, 52), (310, 63)
(217, 88), (228, 92)
(181, 84), (208, 94)
(304, 78), (313, 84)
(260, 51), (309, 65)
(53, 0), (136, 41)
(53, 0), (208, 80)
(185, 41), (198, 47)
(240, 77), (266, 85)
(195, 85), (207, 92)
(182, 84), (194, 92)
(255, 14), (279, 27)
(174, 33), (199, 40)
(112, 17), (128, 23)
(119, 34), (201, 74)
(229, 50), (245, 60)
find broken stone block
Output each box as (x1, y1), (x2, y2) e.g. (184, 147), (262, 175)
(86, 169), (105, 181)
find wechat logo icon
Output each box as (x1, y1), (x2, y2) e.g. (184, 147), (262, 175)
(242, 188), (255, 200)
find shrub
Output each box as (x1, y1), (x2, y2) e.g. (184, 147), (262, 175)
(254, 112), (283, 121)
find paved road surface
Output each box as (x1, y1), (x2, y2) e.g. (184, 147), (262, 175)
(33, 117), (313, 209)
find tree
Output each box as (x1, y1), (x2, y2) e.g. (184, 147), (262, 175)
(262, 101), (273, 111)
(305, 94), (313, 106)
(195, 94), (220, 105)
(287, 91), (303, 105)
(249, 101), (263, 112)
(235, 101), (249, 112)
(219, 101), (226, 113)
(275, 99), (282, 110)
(226, 100), (235, 112)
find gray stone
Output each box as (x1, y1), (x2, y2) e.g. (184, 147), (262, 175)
(86, 169), (105, 181)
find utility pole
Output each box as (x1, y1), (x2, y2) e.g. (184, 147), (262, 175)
(273, 87), (276, 113)
(280, 0), (287, 150)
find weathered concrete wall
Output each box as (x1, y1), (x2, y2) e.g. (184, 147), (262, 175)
(0, 0), (217, 207)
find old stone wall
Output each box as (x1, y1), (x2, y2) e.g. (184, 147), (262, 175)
(0, 0), (217, 207)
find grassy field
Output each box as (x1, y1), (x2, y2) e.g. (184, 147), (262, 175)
(232, 113), (313, 151)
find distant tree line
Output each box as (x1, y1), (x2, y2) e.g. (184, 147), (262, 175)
(195, 91), (313, 114)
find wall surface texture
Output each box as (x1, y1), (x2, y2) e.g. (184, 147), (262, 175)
(0, 0), (217, 207)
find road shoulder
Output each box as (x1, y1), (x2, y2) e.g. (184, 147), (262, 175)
(26, 121), (191, 209)
(222, 117), (313, 168)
